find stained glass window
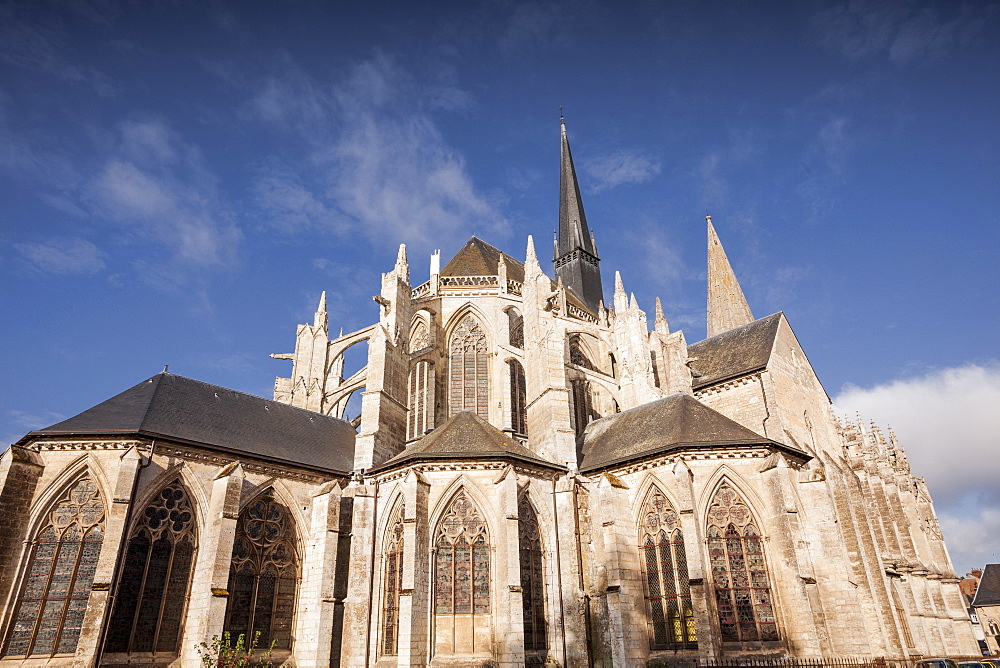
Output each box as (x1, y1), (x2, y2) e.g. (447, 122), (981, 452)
(103, 479), (196, 657)
(434, 491), (489, 615)
(639, 489), (696, 650)
(509, 360), (527, 435)
(224, 490), (299, 651)
(707, 484), (778, 643)
(518, 496), (546, 651)
(408, 360), (434, 439)
(382, 503), (404, 656)
(3, 477), (105, 658)
(508, 309), (524, 349)
(449, 316), (489, 419)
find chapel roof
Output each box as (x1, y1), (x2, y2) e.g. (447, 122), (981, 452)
(686, 312), (783, 390)
(21, 372), (357, 475)
(373, 411), (561, 472)
(441, 236), (594, 315)
(578, 392), (807, 472)
(972, 563), (1000, 607)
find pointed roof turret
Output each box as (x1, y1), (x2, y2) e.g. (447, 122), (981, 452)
(314, 291), (328, 329)
(554, 115), (604, 313)
(707, 215), (754, 337)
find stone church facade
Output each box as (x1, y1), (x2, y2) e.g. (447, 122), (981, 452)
(0, 121), (978, 666)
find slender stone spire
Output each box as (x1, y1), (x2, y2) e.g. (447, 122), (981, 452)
(654, 297), (669, 335)
(314, 291), (328, 330)
(554, 115), (604, 312)
(394, 243), (409, 283)
(706, 215), (754, 337)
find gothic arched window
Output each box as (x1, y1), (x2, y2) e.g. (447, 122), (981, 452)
(382, 503), (404, 656)
(509, 360), (527, 435)
(507, 309), (524, 349)
(707, 484), (778, 643)
(639, 489), (696, 650)
(408, 360), (434, 439)
(224, 491), (299, 650)
(433, 491), (491, 656)
(410, 320), (429, 353)
(3, 477), (105, 658)
(571, 379), (596, 436)
(569, 336), (595, 370)
(449, 316), (489, 419)
(104, 479), (196, 658)
(518, 496), (546, 652)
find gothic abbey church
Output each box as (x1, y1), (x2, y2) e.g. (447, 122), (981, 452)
(0, 121), (978, 667)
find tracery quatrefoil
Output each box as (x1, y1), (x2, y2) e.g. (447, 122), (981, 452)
(642, 489), (679, 534)
(707, 483), (752, 529)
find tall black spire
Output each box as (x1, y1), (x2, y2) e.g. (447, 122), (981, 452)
(554, 116), (603, 313)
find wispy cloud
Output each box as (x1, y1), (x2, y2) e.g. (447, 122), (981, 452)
(584, 150), (661, 193)
(242, 52), (507, 248)
(15, 237), (106, 275)
(87, 119), (242, 268)
(834, 362), (1000, 571)
(813, 2), (986, 65)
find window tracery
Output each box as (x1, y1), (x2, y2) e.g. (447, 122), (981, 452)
(434, 491), (490, 616)
(507, 309), (524, 349)
(3, 476), (105, 658)
(449, 316), (489, 419)
(518, 496), (546, 652)
(408, 360), (434, 439)
(706, 484), (778, 643)
(509, 360), (527, 435)
(571, 379), (597, 436)
(410, 320), (429, 352)
(639, 489), (696, 650)
(224, 490), (299, 651)
(104, 479), (196, 657)
(569, 337), (595, 370)
(382, 503), (404, 656)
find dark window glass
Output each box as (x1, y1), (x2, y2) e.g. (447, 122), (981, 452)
(382, 504), (404, 656)
(518, 497), (546, 651)
(224, 491), (299, 650)
(3, 477), (105, 658)
(103, 479), (196, 657)
(509, 360), (527, 435)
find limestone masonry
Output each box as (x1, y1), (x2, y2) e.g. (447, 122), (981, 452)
(0, 120), (978, 666)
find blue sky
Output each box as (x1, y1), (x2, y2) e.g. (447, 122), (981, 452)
(1, 1), (997, 572)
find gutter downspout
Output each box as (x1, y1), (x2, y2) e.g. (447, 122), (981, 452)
(93, 439), (155, 667)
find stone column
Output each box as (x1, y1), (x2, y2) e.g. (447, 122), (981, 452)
(398, 469), (430, 667)
(339, 479), (378, 665)
(179, 461), (244, 665)
(294, 480), (345, 667)
(496, 466), (525, 667)
(74, 445), (144, 666)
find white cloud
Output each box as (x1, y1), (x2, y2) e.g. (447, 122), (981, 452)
(584, 151), (661, 193)
(15, 237), (106, 275)
(834, 362), (1000, 571)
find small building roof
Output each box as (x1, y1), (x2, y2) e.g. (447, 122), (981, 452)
(373, 411), (561, 472)
(20, 372), (357, 475)
(687, 313), (783, 390)
(972, 564), (1000, 607)
(579, 392), (807, 472)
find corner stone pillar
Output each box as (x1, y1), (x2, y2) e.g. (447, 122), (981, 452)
(75, 445), (143, 665)
(398, 470), (430, 667)
(295, 480), (345, 667)
(496, 467), (526, 666)
(0, 445), (43, 617)
(339, 479), (378, 665)
(179, 462), (244, 665)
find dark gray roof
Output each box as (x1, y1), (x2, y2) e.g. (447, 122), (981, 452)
(579, 393), (807, 472)
(373, 411), (561, 472)
(21, 373), (357, 474)
(972, 564), (1000, 607)
(687, 313), (783, 390)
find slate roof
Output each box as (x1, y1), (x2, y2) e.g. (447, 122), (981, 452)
(21, 372), (357, 474)
(441, 236), (594, 316)
(579, 392), (807, 472)
(972, 564), (1000, 607)
(686, 313), (783, 390)
(373, 411), (561, 472)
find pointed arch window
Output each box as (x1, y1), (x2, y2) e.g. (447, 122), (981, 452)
(518, 496), (547, 652)
(569, 336), (595, 370)
(104, 479), (196, 657)
(410, 320), (429, 352)
(571, 379), (596, 437)
(707, 484), (778, 643)
(509, 360), (527, 435)
(3, 477), (105, 658)
(408, 360), (435, 440)
(507, 309), (524, 349)
(382, 503), (404, 656)
(449, 316), (489, 419)
(639, 489), (696, 650)
(433, 491), (491, 656)
(224, 490), (299, 651)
